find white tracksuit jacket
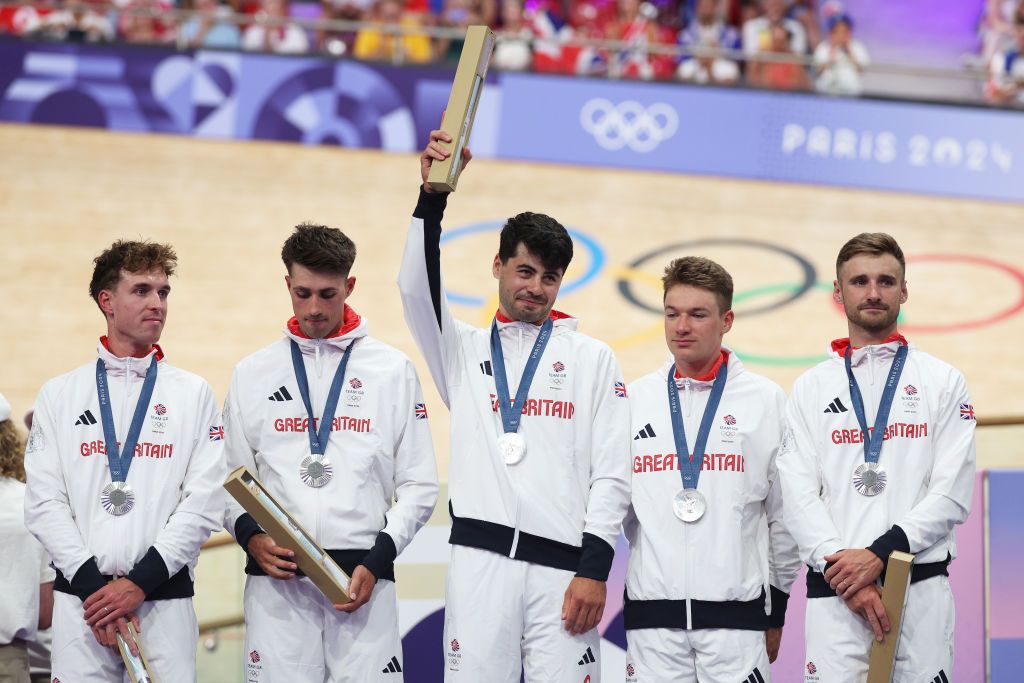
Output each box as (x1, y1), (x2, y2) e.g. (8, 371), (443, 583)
(398, 189), (631, 580)
(624, 352), (800, 631)
(777, 335), (976, 594)
(222, 309), (439, 580)
(24, 340), (225, 602)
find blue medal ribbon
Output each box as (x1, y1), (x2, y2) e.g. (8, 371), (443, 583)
(96, 355), (158, 484)
(844, 342), (908, 465)
(290, 339), (358, 455)
(666, 360), (728, 490)
(490, 318), (553, 435)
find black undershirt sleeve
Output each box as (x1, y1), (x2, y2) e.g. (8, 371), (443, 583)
(412, 187), (449, 331)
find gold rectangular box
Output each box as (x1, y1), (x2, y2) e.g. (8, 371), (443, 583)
(116, 622), (156, 683)
(426, 25), (495, 192)
(223, 465), (351, 604)
(867, 551), (915, 683)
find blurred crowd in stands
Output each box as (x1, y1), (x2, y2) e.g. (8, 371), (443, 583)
(0, 0), (1021, 103)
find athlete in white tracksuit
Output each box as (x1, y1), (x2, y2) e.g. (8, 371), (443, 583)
(25, 345), (224, 682)
(626, 352), (801, 682)
(223, 225), (439, 683)
(223, 310), (439, 682)
(623, 258), (800, 683)
(777, 234), (976, 683)
(25, 242), (224, 683)
(400, 131), (631, 682)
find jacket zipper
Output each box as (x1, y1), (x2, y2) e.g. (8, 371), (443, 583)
(682, 376), (693, 628)
(313, 339), (323, 546)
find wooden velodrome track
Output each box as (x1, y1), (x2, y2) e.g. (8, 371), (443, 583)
(2, 123), (1022, 674)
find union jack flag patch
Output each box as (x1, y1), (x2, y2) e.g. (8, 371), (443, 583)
(415, 403), (428, 420)
(209, 425), (224, 441)
(959, 403), (976, 421)
(614, 381), (627, 398)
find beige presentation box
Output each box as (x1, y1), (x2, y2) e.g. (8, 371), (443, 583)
(426, 25), (496, 192)
(116, 622), (156, 683)
(223, 466), (352, 604)
(866, 551), (916, 683)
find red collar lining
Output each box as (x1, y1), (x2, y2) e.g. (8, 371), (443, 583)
(100, 336), (164, 361)
(830, 332), (907, 356)
(287, 305), (361, 339)
(674, 349), (729, 382)
(494, 309), (572, 324)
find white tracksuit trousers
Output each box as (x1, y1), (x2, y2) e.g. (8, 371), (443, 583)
(443, 545), (602, 683)
(803, 576), (954, 683)
(242, 575), (403, 683)
(626, 627), (770, 682)
(50, 592), (197, 683)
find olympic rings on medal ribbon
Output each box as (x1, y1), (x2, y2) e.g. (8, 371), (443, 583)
(579, 98), (679, 153)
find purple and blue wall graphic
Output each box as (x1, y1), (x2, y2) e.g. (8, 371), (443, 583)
(989, 470), (1024, 681)
(1, 39), (1022, 203)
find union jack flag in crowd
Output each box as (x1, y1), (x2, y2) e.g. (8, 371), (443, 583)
(209, 425), (224, 441)
(959, 403), (976, 421)
(415, 403), (429, 420)
(614, 381), (628, 398)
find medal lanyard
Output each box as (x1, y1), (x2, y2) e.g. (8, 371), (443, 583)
(490, 318), (552, 435)
(666, 361), (728, 491)
(844, 343), (907, 465)
(96, 356), (158, 483)
(290, 338), (358, 455)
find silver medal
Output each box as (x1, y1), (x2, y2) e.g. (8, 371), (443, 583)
(497, 432), (527, 465)
(300, 453), (334, 488)
(100, 481), (135, 516)
(672, 489), (706, 522)
(852, 462), (887, 496)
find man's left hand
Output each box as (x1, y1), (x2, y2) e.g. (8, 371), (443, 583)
(334, 565), (377, 613)
(562, 577), (606, 635)
(824, 549), (884, 598)
(84, 578), (145, 629)
(765, 627), (783, 663)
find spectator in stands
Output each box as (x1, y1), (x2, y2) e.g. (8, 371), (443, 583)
(0, 0), (54, 36)
(812, 12), (868, 95)
(435, 0), (484, 61)
(785, 0), (819, 48)
(746, 21), (809, 89)
(318, 0), (369, 56)
(677, 0), (740, 84)
(119, 0), (177, 44)
(980, 0), (1022, 64)
(987, 2), (1024, 105)
(353, 0), (432, 62)
(179, 0), (241, 48)
(493, 0), (533, 70)
(42, 0), (114, 42)
(242, 0), (310, 53)
(608, 0), (675, 79)
(742, 0), (807, 56)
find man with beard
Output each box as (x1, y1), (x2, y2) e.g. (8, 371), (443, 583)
(777, 233), (976, 682)
(399, 130), (630, 681)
